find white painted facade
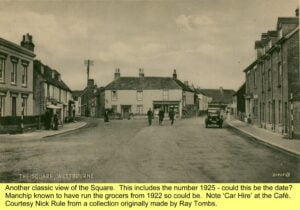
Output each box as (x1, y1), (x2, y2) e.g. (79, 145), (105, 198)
(105, 89), (184, 117)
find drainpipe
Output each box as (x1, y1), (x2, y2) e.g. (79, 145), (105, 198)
(290, 93), (294, 139)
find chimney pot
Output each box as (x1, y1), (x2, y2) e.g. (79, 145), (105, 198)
(88, 79), (94, 87)
(20, 33), (35, 52)
(172, 69), (177, 80)
(114, 68), (121, 80)
(139, 68), (144, 77)
(296, 8), (299, 17)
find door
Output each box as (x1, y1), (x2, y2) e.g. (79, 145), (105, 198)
(121, 105), (131, 119)
(11, 97), (16, 116)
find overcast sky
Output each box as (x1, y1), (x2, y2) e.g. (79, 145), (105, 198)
(0, 0), (298, 90)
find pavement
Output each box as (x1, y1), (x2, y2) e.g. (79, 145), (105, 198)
(0, 121), (87, 140)
(226, 118), (300, 157)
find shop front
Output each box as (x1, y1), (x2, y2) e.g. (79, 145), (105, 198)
(153, 101), (180, 118)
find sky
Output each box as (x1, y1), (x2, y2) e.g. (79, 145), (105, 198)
(0, 0), (298, 91)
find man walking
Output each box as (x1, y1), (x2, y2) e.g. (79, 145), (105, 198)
(104, 109), (109, 123)
(158, 108), (164, 125)
(147, 108), (153, 126)
(169, 107), (175, 125)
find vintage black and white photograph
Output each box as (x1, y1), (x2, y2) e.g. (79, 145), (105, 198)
(0, 0), (299, 183)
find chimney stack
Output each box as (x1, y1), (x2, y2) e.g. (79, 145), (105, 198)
(172, 69), (177, 80)
(139, 68), (144, 77)
(114, 68), (120, 80)
(87, 79), (94, 87)
(219, 86), (223, 93)
(296, 7), (299, 17)
(20, 33), (35, 52)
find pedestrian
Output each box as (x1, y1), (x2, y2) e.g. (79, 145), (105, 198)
(158, 108), (164, 125)
(72, 109), (76, 122)
(104, 109), (109, 123)
(53, 114), (59, 130)
(147, 108), (153, 126)
(169, 107), (175, 125)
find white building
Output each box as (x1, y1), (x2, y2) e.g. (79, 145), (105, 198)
(104, 69), (195, 119)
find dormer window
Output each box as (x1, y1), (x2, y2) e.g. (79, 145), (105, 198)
(268, 40), (272, 49)
(41, 65), (44, 74)
(111, 90), (117, 101)
(279, 29), (283, 38)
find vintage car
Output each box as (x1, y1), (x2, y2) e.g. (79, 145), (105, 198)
(205, 108), (223, 128)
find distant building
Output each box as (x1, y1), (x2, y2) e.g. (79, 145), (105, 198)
(232, 83), (246, 121)
(104, 69), (195, 119)
(199, 87), (236, 112)
(0, 34), (36, 118)
(89, 87), (105, 118)
(72, 90), (83, 116)
(79, 79), (97, 117)
(33, 60), (73, 124)
(244, 8), (299, 138)
(195, 89), (212, 115)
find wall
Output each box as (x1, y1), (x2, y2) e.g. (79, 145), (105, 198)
(0, 42), (34, 117)
(105, 89), (182, 114)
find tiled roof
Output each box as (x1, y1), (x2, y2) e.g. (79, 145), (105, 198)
(277, 17), (299, 25)
(34, 60), (71, 92)
(105, 77), (189, 91)
(199, 89), (235, 104)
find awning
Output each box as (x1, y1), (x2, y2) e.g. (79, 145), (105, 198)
(47, 104), (62, 109)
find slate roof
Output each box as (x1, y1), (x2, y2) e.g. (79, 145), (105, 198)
(277, 17), (299, 25)
(34, 60), (71, 92)
(199, 89), (235, 104)
(233, 83), (245, 96)
(105, 77), (193, 92)
(72, 90), (83, 98)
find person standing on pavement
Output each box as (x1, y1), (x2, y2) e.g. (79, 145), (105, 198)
(147, 108), (153, 126)
(169, 107), (175, 125)
(104, 109), (109, 123)
(53, 114), (59, 130)
(158, 108), (164, 125)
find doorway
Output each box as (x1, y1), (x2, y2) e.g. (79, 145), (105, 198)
(11, 97), (16, 116)
(121, 105), (131, 119)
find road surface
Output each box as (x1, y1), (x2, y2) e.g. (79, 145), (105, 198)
(0, 117), (299, 182)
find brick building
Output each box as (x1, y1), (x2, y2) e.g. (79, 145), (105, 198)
(244, 9), (299, 138)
